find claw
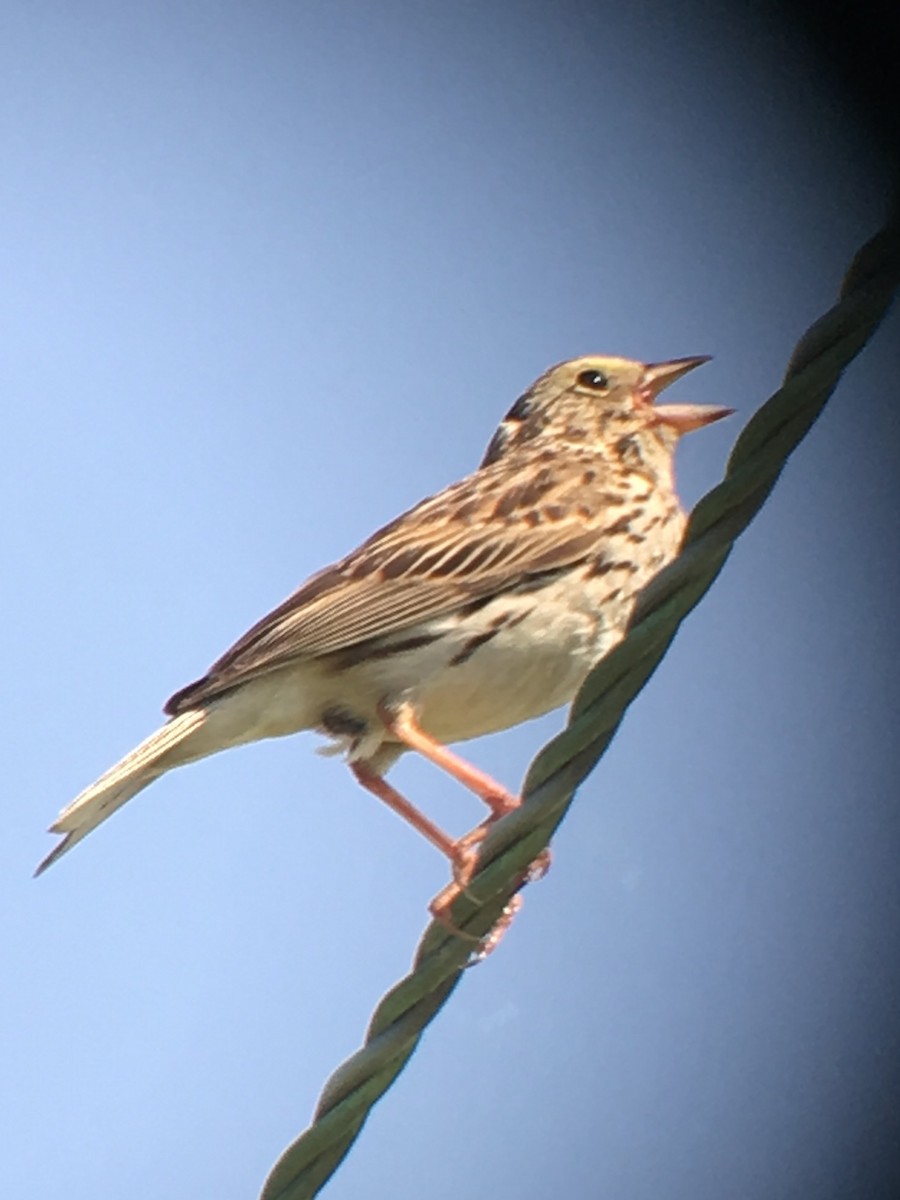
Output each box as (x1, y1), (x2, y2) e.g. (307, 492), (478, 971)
(428, 838), (553, 962)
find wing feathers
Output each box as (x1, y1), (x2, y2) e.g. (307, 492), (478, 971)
(166, 456), (619, 713)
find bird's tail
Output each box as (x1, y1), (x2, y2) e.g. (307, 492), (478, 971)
(35, 708), (209, 875)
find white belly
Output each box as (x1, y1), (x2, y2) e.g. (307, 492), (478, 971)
(220, 579), (633, 762)
(347, 580), (624, 746)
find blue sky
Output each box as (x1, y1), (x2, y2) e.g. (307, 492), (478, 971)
(3, 3), (898, 1198)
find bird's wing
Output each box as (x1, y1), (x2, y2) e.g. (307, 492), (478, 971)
(165, 458), (624, 713)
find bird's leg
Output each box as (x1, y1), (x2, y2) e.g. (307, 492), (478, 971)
(350, 762), (463, 863)
(375, 701), (552, 950)
(351, 762), (488, 944)
(377, 701), (521, 817)
(378, 700), (551, 875)
(350, 761), (480, 900)
(350, 762), (539, 956)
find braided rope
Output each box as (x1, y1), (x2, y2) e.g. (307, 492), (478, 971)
(260, 206), (900, 1200)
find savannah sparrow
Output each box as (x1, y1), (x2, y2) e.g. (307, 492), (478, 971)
(38, 355), (731, 946)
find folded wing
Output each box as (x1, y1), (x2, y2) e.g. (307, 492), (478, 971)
(166, 458), (619, 713)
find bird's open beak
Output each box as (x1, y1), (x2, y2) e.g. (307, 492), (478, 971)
(642, 356), (734, 433)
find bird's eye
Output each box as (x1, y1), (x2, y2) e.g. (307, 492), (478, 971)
(576, 369), (610, 390)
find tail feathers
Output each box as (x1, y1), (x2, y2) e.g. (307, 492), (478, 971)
(35, 709), (207, 876)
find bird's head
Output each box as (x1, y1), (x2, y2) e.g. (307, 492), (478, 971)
(480, 354), (732, 468)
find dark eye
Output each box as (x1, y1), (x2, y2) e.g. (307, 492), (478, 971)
(576, 369), (610, 390)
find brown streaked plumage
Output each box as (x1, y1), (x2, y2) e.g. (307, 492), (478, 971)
(37, 355), (732, 952)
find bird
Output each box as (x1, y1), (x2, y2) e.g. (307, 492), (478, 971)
(37, 354), (731, 949)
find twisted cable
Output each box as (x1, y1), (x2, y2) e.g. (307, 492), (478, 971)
(260, 206), (900, 1200)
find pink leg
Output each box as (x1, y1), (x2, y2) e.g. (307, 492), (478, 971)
(380, 700), (551, 879)
(358, 702), (552, 955)
(379, 701), (520, 816)
(351, 763), (484, 939)
(351, 762), (460, 861)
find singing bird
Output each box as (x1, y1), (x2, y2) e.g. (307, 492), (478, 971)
(38, 355), (730, 944)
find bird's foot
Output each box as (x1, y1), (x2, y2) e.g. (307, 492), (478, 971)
(428, 825), (552, 962)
